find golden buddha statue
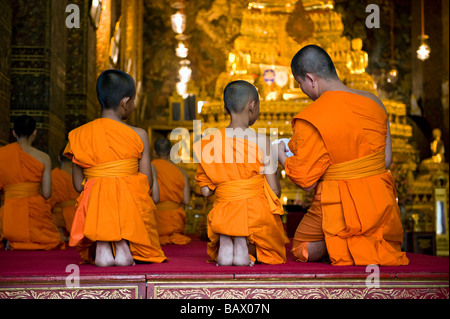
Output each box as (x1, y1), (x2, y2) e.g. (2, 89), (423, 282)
(429, 128), (445, 164)
(346, 38), (368, 75)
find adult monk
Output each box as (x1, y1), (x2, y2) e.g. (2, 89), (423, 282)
(0, 115), (64, 250)
(152, 137), (191, 245)
(277, 45), (409, 266)
(64, 69), (167, 266)
(48, 147), (80, 241)
(195, 80), (286, 266)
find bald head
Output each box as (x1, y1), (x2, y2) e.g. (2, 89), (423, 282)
(291, 45), (339, 81)
(154, 137), (172, 157)
(223, 80), (259, 114)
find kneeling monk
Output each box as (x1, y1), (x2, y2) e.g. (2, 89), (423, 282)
(64, 70), (167, 266)
(195, 80), (287, 266)
(0, 115), (64, 250)
(278, 45), (408, 266)
(152, 137), (191, 245)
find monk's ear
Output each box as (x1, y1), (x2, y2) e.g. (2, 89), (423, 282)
(120, 97), (130, 109)
(248, 100), (256, 113)
(12, 129), (18, 139)
(305, 73), (316, 87)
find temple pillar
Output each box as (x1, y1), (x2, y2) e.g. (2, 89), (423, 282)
(65, 0), (99, 135)
(120, 0), (143, 126)
(0, 0), (12, 146)
(9, 0), (67, 160)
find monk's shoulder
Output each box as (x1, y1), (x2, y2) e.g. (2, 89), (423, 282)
(127, 125), (148, 143)
(351, 89), (386, 112)
(29, 147), (51, 168)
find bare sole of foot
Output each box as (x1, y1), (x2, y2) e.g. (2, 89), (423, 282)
(233, 236), (254, 267)
(216, 235), (233, 266)
(114, 240), (135, 267)
(95, 241), (115, 267)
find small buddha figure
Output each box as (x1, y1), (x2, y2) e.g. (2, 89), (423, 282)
(346, 38), (368, 75)
(430, 128), (445, 164)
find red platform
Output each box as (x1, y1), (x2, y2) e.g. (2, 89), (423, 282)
(0, 238), (448, 299)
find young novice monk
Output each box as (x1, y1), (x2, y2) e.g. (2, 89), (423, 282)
(194, 80), (286, 266)
(48, 147), (79, 241)
(64, 69), (167, 267)
(152, 137), (191, 245)
(0, 115), (64, 250)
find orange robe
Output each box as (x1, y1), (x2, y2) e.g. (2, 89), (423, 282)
(64, 118), (167, 264)
(194, 128), (286, 264)
(48, 168), (79, 233)
(285, 91), (409, 266)
(152, 159), (191, 245)
(0, 143), (64, 250)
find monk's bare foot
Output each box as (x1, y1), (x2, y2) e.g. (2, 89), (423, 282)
(95, 241), (115, 267)
(233, 236), (254, 266)
(114, 240), (135, 267)
(217, 235), (233, 266)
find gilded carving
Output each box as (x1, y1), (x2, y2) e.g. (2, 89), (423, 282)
(0, 287), (137, 299)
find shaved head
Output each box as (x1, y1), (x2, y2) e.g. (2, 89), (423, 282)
(291, 45), (339, 81)
(154, 137), (172, 157)
(223, 80), (259, 114)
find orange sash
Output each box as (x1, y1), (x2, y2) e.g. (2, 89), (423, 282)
(70, 158), (139, 246)
(4, 182), (40, 199)
(215, 174), (284, 216)
(321, 151), (386, 181)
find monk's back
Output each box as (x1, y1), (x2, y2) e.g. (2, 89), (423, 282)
(196, 128), (264, 185)
(152, 159), (184, 203)
(299, 91), (387, 163)
(68, 118), (143, 166)
(0, 143), (43, 185)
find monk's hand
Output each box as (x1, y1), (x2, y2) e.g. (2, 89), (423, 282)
(278, 141), (287, 156)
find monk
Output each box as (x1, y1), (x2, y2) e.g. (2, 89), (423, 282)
(277, 45), (409, 266)
(194, 80), (286, 266)
(152, 137), (191, 245)
(64, 69), (167, 267)
(48, 147), (80, 241)
(0, 115), (64, 250)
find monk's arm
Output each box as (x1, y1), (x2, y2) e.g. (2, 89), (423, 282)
(200, 186), (214, 197)
(195, 162), (215, 198)
(180, 168), (191, 205)
(135, 128), (153, 189)
(364, 92), (392, 169)
(279, 141), (315, 192)
(385, 120), (393, 169)
(281, 120), (328, 192)
(151, 164), (160, 204)
(41, 153), (52, 199)
(72, 163), (84, 193)
(263, 136), (280, 197)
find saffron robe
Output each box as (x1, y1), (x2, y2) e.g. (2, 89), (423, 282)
(64, 118), (167, 264)
(48, 168), (79, 233)
(285, 91), (409, 266)
(152, 159), (191, 245)
(194, 128), (286, 264)
(0, 143), (64, 250)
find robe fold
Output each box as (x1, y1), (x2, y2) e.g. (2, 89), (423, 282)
(152, 158), (191, 245)
(285, 91), (408, 266)
(48, 168), (79, 233)
(194, 128), (286, 265)
(0, 143), (64, 250)
(64, 118), (167, 264)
